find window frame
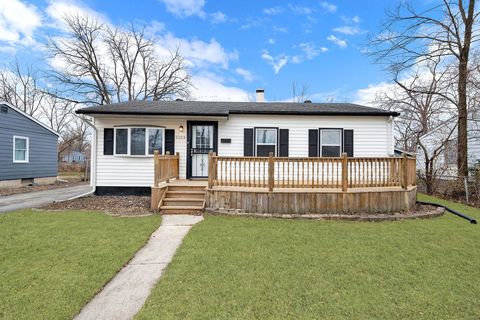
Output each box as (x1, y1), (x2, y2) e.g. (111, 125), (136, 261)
(254, 127), (278, 156)
(13, 135), (29, 163)
(319, 128), (343, 157)
(113, 127), (165, 157)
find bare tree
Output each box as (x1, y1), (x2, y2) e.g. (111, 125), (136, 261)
(369, 0), (479, 177)
(40, 93), (76, 134)
(374, 58), (453, 152)
(291, 81), (310, 102)
(48, 14), (192, 105)
(0, 60), (46, 116)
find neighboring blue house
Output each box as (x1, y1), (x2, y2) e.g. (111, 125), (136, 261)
(62, 150), (86, 164)
(0, 101), (59, 187)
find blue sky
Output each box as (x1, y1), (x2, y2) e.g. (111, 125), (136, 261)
(0, 0), (430, 103)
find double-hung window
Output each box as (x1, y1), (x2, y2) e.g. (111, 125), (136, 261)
(255, 128), (277, 156)
(13, 136), (29, 163)
(114, 127), (164, 156)
(320, 129), (342, 157)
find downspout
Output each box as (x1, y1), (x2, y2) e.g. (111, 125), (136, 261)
(388, 115), (394, 156)
(66, 116), (97, 200)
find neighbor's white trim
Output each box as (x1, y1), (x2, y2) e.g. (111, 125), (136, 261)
(0, 101), (60, 137)
(13, 135), (29, 163)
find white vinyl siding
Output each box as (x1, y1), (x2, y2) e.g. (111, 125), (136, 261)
(95, 116), (188, 187)
(93, 114), (393, 187)
(218, 115), (393, 158)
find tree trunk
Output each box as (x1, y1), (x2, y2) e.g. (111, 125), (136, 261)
(457, 55), (469, 178)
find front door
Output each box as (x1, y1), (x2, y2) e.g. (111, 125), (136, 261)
(187, 121), (218, 178)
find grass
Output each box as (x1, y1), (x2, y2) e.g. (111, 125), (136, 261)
(0, 210), (161, 320)
(137, 194), (480, 320)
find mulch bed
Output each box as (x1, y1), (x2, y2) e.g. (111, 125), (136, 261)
(0, 178), (86, 197)
(42, 195), (152, 216)
(206, 204), (445, 222)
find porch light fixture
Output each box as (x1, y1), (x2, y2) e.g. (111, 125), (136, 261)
(179, 125), (184, 132)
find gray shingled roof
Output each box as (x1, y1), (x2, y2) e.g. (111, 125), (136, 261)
(76, 100), (399, 117)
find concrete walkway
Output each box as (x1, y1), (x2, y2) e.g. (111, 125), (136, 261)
(0, 184), (93, 213)
(74, 214), (204, 320)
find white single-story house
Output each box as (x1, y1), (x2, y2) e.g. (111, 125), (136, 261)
(417, 116), (480, 178)
(76, 92), (399, 195)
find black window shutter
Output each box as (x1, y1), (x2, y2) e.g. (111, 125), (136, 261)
(165, 129), (175, 154)
(244, 128), (254, 156)
(279, 129), (289, 157)
(308, 129), (318, 157)
(103, 128), (114, 155)
(343, 129), (354, 157)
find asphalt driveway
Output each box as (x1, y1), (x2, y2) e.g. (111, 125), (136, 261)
(0, 185), (93, 213)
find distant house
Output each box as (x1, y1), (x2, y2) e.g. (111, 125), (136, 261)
(0, 101), (59, 187)
(62, 150), (86, 164)
(417, 116), (480, 178)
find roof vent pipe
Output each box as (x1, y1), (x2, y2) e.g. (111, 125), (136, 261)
(256, 89), (265, 102)
(304, 100), (312, 103)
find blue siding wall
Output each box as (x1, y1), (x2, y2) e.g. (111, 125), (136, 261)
(0, 106), (58, 180)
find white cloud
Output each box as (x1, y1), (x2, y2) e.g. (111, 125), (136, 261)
(327, 35), (347, 48)
(191, 74), (249, 101)
(0, 0), (42, 44)
(320, 1), (337, 13)
(354, 82), (395, 106)
(210, 11), (228, 24)
(268, 38), (275, 44)
(333, 25), (361, 35)
(235, 68), (254, 82)
(272, 25), (288, 33)
(334, 15), (363, 35)
(300, 42), (328, 59)
(288, 4), (313, 15)
(46, 0), (109, 28)
(263, 6), (284, 15)
(158, 0), (206, 17)
(261, 50), (288, 74)
(157, 33), (237, 69)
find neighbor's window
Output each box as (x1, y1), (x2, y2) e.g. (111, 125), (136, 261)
(320, 129), (342, 157)
(115, 127), (164, 156)
(13, 136), (29, 163)
(255, 128), (277, 156)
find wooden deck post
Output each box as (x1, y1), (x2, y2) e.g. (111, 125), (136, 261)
(341, 152), (348, 192)
(208, 151), (216, 189)
(165, 151), (170, 183)
(175, 152), (180, 179)
(154, 150), (159, 187)
(402, 153), (408, 189)
(268, 152), (274, 192)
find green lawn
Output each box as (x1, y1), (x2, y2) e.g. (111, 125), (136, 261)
(137, 194), (480, 320)
(0, 210), (161, 320)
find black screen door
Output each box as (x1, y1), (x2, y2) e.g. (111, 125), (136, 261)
(187, 121), (218, 178)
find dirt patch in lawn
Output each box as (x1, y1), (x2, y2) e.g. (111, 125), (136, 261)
(0, 177), (86, 197)
(42, 195), (151, 215)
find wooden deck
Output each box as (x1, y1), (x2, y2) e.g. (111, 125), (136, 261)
(151, 152), (417, 215)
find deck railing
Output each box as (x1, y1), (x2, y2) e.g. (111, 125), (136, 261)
(153, 151), (180, 187)
(208, 153), (416, 191)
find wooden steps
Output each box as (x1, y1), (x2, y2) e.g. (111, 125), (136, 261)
(160, 185), (206, 214)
